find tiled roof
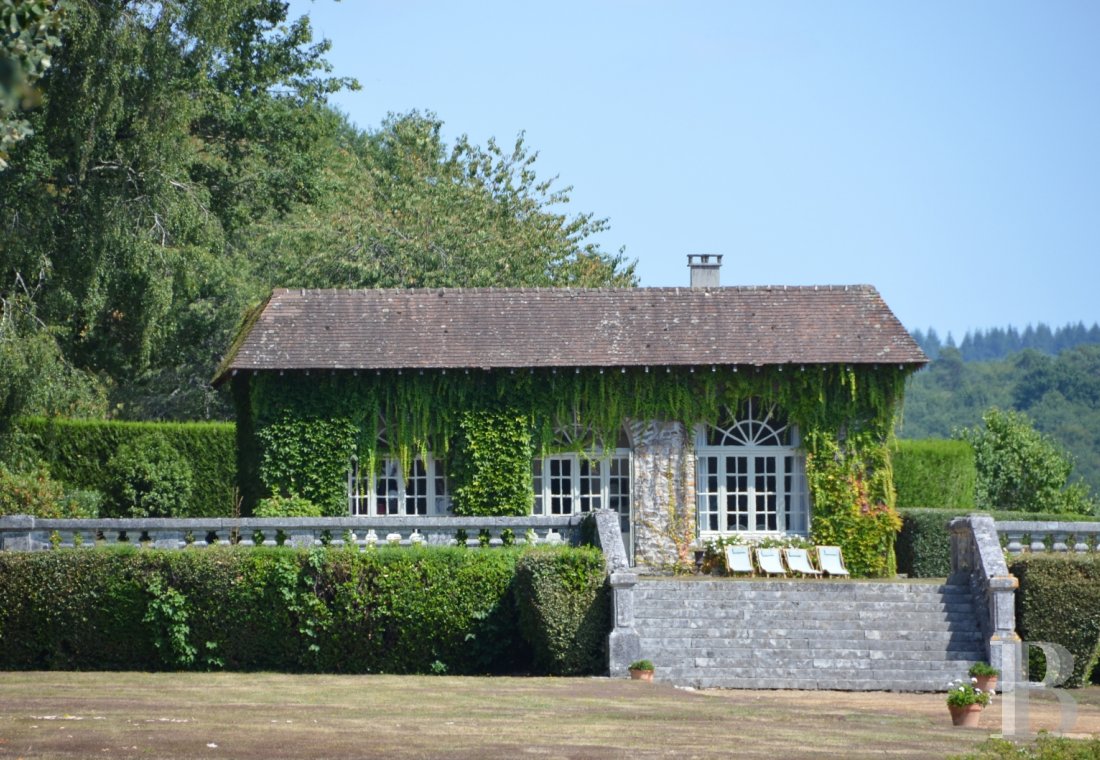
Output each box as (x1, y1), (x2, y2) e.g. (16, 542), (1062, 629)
(214, 286), (926, 381)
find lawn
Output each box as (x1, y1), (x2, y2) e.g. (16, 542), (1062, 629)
(1, 673), (1098, 759)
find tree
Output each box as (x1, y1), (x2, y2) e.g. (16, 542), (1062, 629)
(1, 5), (633, 422)
(0, 279), (105, 464)
(0, 0), (66, 170)
(959, 408), (1094, 514)
(244, 111), (636, 291)
(0, 0), (355, 418)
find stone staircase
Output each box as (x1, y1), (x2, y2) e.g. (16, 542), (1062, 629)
(633, 579), (985, 691)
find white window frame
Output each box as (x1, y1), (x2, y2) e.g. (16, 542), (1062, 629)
(695, 400), (809, 539)
(348, 456), (451, 516)
(532, 450), (632, 521)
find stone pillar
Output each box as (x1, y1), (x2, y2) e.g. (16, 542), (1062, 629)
(608, 571), (641, 677)
(628, 420), (695, 571)
(0, 515), (47, 551)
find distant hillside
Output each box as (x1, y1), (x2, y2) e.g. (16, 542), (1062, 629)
(911, 322), (1100, 362)
(899, 344), (1100, 498)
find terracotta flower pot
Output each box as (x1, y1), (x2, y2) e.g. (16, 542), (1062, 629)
(629, 668), (654, 682)
(974, 675), (998, 694)
(948, 703), (983, 728)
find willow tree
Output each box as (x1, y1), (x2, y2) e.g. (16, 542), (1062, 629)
(0, 0), (354, 419)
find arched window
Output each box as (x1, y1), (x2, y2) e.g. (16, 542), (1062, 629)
(347, 421), (451, 516)
(696, 400), (809, 536)
(532, 422), (632, 550)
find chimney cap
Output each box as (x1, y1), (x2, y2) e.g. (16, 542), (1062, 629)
(687, 254), (723, 268)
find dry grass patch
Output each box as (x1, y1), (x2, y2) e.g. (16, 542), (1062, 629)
(1, 673), (1099, 759)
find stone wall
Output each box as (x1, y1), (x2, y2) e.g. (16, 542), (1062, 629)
(628, 420), (696, 570)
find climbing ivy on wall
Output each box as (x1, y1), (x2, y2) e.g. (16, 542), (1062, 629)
(237, 364), (911, 574)
(804, 431), (902, 577)
(450, 409), (534, 516)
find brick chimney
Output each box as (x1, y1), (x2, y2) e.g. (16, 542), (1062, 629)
(687, 254), (722, 288)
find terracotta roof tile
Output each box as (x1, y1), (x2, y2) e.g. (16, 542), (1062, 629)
(215, 286), (926, 380)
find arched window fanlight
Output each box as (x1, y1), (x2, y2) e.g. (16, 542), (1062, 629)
(704, 399), (792, 447)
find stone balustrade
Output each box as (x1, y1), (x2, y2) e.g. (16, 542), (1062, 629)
(996, 520), (1100, 554)
(949, 516), (1020, 680)
(0, 515), (583, 552)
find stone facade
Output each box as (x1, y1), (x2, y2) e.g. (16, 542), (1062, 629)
(628, 420), (697, 570)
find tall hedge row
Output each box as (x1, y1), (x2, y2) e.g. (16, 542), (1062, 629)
(15, 417), (236, 517)
(1010, 554), (1100, 687)
(893, 439), (977, 510)
(0, 546), (610, 675)
(514, 547), (609, 674)
(895, 508), (1084, 578)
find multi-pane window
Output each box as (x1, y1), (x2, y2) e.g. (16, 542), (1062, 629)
(532, 452), (631, 532)
(696, 400), (809, 537)
(348, 457), (451, 516)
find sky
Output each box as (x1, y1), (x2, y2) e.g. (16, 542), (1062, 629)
(287, 0), (1100, 340)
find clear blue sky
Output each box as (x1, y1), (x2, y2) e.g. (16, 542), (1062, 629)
(288, 0), (1100, 340)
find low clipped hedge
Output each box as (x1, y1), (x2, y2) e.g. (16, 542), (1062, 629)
(0, 545), (609, 676)
(896, 508), (1085, 578)
(1010, 554), (1100, 687)
(14, 417), (236, 518)
(513, 547), (610, 675)
(893, 439), (977, 510)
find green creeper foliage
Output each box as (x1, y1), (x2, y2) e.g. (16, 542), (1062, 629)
(256, 413), (357, 515)
(15, 417), (235, 517)
(960, 408), (1095, 515)
(0, 546), (606, 675)
(1010, 554), (1100, 687)
(804, 431), (901, 578)
(893, 439), (977, 510)
(450, 409), (534, 517)
(513, 547), (610, 675)
(240, 364), (911, 574)
(106, 434), (194, 518)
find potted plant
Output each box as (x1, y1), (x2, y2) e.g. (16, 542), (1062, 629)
(629, 659), (655, 682)
(945, 679), (991, 727)
(968, 662), (1000, 693)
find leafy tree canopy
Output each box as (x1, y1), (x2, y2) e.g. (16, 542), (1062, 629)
(902, 345), (1100, 499)
(1, 2), (633, 425)
(244, 111), (636, 290)
(958, 408), (1094, 515)
(0, 0), (65, 170)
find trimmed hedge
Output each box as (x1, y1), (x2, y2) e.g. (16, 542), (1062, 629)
(893, 439), (977, 510)
(896, 508), (1086, 578)
(0, 545), (609, 675)
(1010, 554), (1100, 687)
(513, 547), (610, 675)
(14, 417), (236, 518)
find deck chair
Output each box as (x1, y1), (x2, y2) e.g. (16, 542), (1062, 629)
(724, 545), (754, 576)
(817, 545), (851, 578)
(783, 548), (822, 578)
(755, 547), (787, 577)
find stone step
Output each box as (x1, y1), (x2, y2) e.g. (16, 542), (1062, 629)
(630, 578), (985, 690)
(634, 606), (979, 621)
(635, 621), (982, 637)
(637, 636), (984, 653)
(635, 587), (973, 603)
